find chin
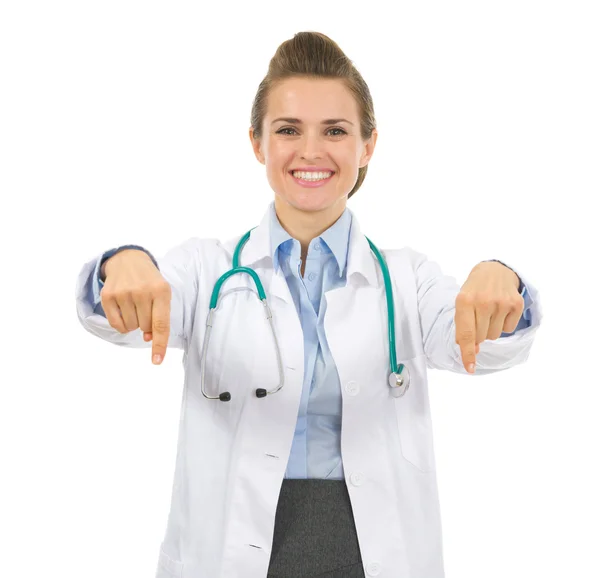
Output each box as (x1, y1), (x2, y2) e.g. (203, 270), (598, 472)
(285, 194), (338, 213)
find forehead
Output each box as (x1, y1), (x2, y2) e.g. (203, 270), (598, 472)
(266, 77), (358, 120)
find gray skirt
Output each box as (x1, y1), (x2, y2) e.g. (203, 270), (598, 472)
(267, 479), (366, 578)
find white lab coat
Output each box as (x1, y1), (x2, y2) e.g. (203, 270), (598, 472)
(75, 204), (543, 578)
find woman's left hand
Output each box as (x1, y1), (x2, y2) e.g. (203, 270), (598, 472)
(455, 262), (524, 373)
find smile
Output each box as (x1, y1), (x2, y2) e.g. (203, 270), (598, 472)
(289, 171), (334, 188)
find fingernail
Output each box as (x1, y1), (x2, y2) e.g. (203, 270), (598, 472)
(153, 354), (162, 364)
(468, 363), (475, 373)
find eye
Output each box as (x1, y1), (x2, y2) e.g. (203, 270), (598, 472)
(276, 127), (347, 136)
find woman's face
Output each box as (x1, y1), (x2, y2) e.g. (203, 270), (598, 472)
(250, 77), (377, 216)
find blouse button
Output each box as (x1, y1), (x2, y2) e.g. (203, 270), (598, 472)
(308, 272), (316, 281)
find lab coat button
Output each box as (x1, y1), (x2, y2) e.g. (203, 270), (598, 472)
(366, 561), (382, 575)
(308, 272), (316, 281)
(345, 381), (360, 396)
(350, 471), (365, 486)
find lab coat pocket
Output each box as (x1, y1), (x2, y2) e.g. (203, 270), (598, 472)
(393, 354), (436, 473)
(155, 543), (183, 578)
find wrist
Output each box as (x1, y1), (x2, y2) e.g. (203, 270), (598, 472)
(482, 259), (523, 292)
(102, 249), (153, 281)
(99, 245), (159, 282)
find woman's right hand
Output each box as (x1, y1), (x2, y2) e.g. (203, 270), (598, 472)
(100, 250), (171, 364)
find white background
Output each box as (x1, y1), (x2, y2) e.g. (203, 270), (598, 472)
(1, 1), (598, 577)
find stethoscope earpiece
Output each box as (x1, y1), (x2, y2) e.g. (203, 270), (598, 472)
(217, 389), (268, 401)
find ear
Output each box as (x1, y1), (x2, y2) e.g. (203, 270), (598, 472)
(249, 126), (265, 165)
(359, 128), (378, 168)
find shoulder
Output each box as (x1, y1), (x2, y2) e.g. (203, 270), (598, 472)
(175, 237), (226, 256)
(163, 237), (226, 273)
(380, 246), (429, 270)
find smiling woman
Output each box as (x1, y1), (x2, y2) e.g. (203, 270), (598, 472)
(248, 32), (378, 259)
(75, 29), (542, 578)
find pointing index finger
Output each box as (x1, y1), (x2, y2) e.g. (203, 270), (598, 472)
(455, 295), (477, 373)
(151, 289), (171, 364)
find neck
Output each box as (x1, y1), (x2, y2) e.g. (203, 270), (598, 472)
(274, 197), (347, 255)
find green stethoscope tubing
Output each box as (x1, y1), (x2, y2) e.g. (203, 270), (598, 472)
(203, 228), (406, 402)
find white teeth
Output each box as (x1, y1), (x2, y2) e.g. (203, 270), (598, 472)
(292, 171), (332, 181)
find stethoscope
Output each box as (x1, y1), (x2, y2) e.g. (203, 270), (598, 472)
(200, 228), (410, 402)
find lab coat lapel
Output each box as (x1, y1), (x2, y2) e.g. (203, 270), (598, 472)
(324, 216), (388, 382)
(344, 212), (379, 286)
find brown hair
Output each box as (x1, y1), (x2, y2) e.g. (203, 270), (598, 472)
(250, 31), (377, 200)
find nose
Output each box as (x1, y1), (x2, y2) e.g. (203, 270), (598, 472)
(299, 131), (325, 160)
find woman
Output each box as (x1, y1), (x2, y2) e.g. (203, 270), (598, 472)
(76, 31), (541, 578)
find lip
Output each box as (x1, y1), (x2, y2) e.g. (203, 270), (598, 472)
(290, 167), (335, 173)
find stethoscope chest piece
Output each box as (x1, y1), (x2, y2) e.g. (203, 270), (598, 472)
(389, 364), (410, 398)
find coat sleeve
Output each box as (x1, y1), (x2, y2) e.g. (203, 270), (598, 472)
(499, 283), (533, 337)
(414, 252), (543, 375)
(74, 237), (203, 350)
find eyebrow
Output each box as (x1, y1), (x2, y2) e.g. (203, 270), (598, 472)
(271, 117), (354, 126)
